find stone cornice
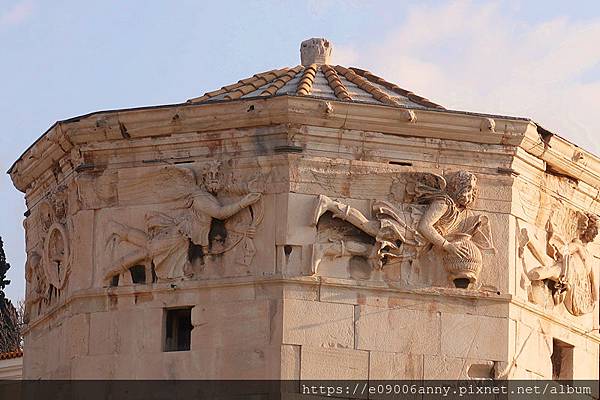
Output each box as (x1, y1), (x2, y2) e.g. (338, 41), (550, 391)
(9, 95), (600, 193)
(521, 122), (600, 188)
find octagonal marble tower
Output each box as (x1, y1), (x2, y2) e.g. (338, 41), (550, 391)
(9, 38), (600, 380)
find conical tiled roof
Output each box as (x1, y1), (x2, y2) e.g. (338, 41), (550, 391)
(187, 38), (444, 110)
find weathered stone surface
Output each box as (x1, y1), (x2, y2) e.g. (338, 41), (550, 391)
(300, 346), (368, 380)
(440, 313), (509, 361)
(355, 306), (440, 354)
(89, 311), (118, 356)
(423, 355), (495, 380)
(369, 351), (423, 379)
(191, 300), (275, 348)
(320, 283), (509, 318)
(282, 299), (354, 348)
(255, 281), (319, 302)
(280, 344), (301, 380)
(64, 313), (90, 360)
(67, 210), (95, 294)
(215, 346), (281, 380)
(573, 347), (599, 379)
(512, 321), (552, 378)
(71, 354), (116, 379)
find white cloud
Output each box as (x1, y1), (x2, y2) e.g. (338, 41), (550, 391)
(341, 2), (600, 155)
(0, 0), (34, 27)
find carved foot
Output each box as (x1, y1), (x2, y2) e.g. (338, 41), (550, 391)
(312, 194), (331, 226)
(311, 243), (326, 274)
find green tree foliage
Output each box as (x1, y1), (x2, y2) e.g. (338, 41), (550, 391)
(0, 237), (21, 352)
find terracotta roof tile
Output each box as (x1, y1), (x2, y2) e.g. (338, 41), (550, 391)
(321, 65), (351, 101)
(202, 88), (228, 98)
(187, 68), (290, 104)
(187, 61), (443, 110)
(225, 80), (263, 100)
(296, 64), (318, 96)
(350, 67), (444, 109)
(221, 81), (246, 92)
(0, 349), (23, 360)
(260, 66), (303, 96)
(260, 70), (283, 82)
(334, 65), (399, 106)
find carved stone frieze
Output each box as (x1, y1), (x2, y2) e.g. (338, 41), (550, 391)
(75, 169), (118, 209)
(103, 161), (265, 285)
(520, 209), (599, 316)
(312, 170), (495, 288)
(23, 185), (72, 321)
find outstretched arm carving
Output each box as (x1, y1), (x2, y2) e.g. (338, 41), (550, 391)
(418, 199), (469, 258)
(194, 192), (261, 220)
(417, 200), (448, 247)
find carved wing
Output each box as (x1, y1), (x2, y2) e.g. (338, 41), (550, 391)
(390, 172), (447, 203)
(546, 208), (579, 259)
(118, 165), (197, 205)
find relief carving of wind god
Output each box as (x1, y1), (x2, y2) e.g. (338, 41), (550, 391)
(312, 171), (495, 288)
(520, 210), (599, 316)
(104, 161), (264, 285)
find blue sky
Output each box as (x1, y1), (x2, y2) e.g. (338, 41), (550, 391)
(2, 0), (600, 301)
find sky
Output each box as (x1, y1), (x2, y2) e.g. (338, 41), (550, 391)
(1, 0), (600, 302)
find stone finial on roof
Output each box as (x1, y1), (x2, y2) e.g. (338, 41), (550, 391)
(300, 38), (332, 66)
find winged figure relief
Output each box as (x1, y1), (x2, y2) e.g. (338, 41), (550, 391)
(312, 170), (495, 288)
(104, 162), (263, 284)
(523, 210), (599, 316)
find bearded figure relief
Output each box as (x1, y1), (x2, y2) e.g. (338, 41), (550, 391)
(104, 161), (263, 285)
(312, 170), (495, 288)
(521, 211), (599, 316)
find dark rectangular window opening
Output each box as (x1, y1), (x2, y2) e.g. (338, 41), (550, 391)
(551, 338), (573, 380)
(164, 307), (193, 352)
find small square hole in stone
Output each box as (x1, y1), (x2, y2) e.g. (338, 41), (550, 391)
(164, 307), (193, 352)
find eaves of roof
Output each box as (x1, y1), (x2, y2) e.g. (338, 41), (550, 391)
(6, 94), (534, 175)
(0, 349), (23, 360)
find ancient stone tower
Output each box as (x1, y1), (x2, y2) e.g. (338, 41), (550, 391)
(9, 38), (599, 380)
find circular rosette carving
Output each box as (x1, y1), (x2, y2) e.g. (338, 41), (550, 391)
(43, 222), (71, 289)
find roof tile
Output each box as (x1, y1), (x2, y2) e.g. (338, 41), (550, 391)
(187, 61), (443, 109)
(321, 65), (351, 101)
(334, 65), (399, 106)
(350, 67), (444, 109)
(260, 66), (303, 96)
(296, 64), (318, 96)
(0, 349), (22, 360)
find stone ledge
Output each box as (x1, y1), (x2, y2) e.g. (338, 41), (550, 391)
(22, 275), (508, 333)
(22, 275), (600, 344)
